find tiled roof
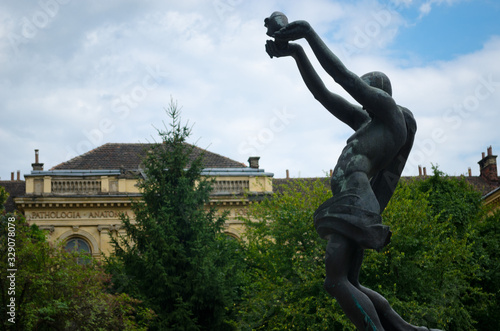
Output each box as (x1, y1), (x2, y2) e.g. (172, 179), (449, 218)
(0, 181), (26, 213)
(401, 175), (499, 196)
(273, 177), (330, 194)
(463, 176), (499, 196)
(273, 175), (500, 197)
(51, 143), (247, 170)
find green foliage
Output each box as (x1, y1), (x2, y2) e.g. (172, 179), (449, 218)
(0, 210), (152, 330)
(0, 187), (8, 212)
(107, 101), (245, 330)
(415, 166), (483, 236)
(394, 166), (499, 330)
(470, 210), (500, 330)
(238, 178), (354, 330)
(237, 169), (498, 331)
(362, 180), (487, 330)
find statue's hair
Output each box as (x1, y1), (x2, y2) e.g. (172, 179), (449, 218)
(361, 71), (392, 96)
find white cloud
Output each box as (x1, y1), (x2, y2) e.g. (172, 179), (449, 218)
(417, 0), (466, 18)
(0, 0), (499, 181)
(419, 2), (432, 16)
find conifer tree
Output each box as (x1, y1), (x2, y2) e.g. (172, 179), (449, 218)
(108, 101), (244, 330)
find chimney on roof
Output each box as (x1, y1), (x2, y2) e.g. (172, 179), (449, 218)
(17, 170), (20, 181)
(248, 156), (260, 169)
(286, 169), (290, 179)
(423, 167), (427, 177)
(11, 172), (14, 181)
(32, 149), (44, 171)
(478, 146), (498, 183)
(418, 165), (422, 177)
(468, 167), (472, 177)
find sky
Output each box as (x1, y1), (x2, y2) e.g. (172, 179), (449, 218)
(1, 0), (499, 180)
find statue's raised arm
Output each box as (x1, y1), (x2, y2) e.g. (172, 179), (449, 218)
(274, 20), (399, 126)
(265, 13), (369, 131)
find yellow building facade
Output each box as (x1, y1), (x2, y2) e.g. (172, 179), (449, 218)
(14, 144), (273, 257)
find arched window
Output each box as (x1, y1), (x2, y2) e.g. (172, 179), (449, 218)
(64, 237), (91, 253)
(224, 232), (240, 241)
(64, 237), (91, 264)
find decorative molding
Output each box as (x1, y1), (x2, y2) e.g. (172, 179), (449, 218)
(51, 179), (102, 195)
(38, 225), (55, 233)
(97, 225), (110, 232)
(57, 229), (99, 254)
(212, 180), (249, 194)
(97, 224), (121, 233)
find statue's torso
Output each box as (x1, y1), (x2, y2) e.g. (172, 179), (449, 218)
(331, 108), (407, 197)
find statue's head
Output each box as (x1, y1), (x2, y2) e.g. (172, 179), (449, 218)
(361, 71), (392, 96)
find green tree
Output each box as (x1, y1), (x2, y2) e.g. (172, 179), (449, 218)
(414, 166), (483, 237)
(362, 176), (488, 330)
(0, 186), (153, 331)
(473, 210), (500, 330)
(400, 167), (498, 330)
(238, 178), (354, 330)
(403, 166), (500, 330)
(0, 187), (7, 214)
(238, 170), (495, 330)
(107, 102), (245, 330)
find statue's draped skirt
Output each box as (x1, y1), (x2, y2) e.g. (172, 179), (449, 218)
(314, 189), (391, 251)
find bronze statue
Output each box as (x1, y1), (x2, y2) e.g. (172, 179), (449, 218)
(265, 12), (440, 331)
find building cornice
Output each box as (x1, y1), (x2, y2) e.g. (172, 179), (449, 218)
(25, 167), (274, 178)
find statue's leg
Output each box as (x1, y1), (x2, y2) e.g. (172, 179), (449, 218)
(324, 234), (385, 331)
(359, 286), (442, 331)
(359, 285), (422, 331)
(349, 245), (438, 331)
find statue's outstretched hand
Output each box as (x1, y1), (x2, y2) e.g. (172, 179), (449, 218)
(273, 20), (311, 41)
(265, 40), (300, 58)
